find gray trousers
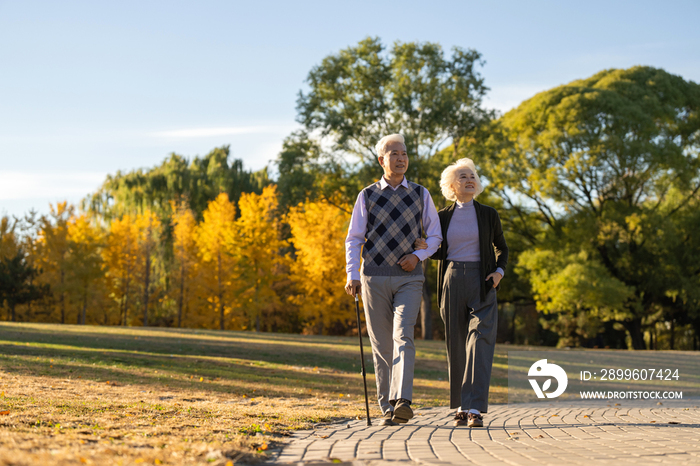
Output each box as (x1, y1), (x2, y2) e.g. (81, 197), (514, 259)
(441, 261), (498, 413)
(361, 274), (424, 414)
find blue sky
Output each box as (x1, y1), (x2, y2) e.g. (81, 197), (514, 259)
(1, 0), (699, 218)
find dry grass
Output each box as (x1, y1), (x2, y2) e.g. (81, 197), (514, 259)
(0, 322), (509, 465)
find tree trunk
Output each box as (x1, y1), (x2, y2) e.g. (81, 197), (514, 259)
(178, 263), (184, 328)
(27, 275), (33, 318)
(142, 230), (151, 327)
(81, 288), (87, 325)
(123, 278), (130, 326)
(254, 263), (260, 332)
(120, 293), (125, 326)
(625, 318), (645, 350)
(218, 252), (224, 330)
(420, 262), (432, 340)
(670, 318), (675, 350)
(10, 302), (16, 322)
(142, 254), (150, 326)
(60, 269), (65, 324)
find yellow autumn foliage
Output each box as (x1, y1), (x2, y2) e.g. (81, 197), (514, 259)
(287, 200), (354, 334)
(235, 186), (288, 331)
(194, 193), (240, 330)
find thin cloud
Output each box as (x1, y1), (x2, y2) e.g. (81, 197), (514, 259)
(0, 171), (106, 201)
(151, 125), (294, 138)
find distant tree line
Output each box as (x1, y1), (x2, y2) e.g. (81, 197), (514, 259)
(2, 38), (699, 350)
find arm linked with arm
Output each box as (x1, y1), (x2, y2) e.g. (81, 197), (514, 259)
(411, 189), (442, 262)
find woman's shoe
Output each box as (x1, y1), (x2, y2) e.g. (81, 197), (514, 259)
(468, 412), (484, 428)
(453, 411), (469, 426)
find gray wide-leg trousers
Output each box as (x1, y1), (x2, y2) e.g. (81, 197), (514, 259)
(441, 261), (498, 413)
(361, 274), (424, 414)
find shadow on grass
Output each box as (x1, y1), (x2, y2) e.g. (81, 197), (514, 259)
(0, 322), (455, 402)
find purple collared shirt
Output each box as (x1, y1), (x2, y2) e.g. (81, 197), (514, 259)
(345, 176), (442, 282)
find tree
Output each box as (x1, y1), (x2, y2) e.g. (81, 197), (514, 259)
(517, 249), (634, 347)
(86, 147), (270, 221)
(0, 216), (19, 260)
(275, 131), (324, 210)
(297, 37), (490, 174)
(66, 214), (104, 325)
(172, 202), (198, 328)
(37, 202), (74, 323)
(134, 211), (161, 326)
(287, 200), (354, 334)
(15, 211), (42, 320)
(289, 37), (492, 337)
(235, 186), (288, 332)
(0, 249), (46, 321)
(104, 214), (139, 325)
(195, 193), (239, 330)
(481, 66), (700, 349)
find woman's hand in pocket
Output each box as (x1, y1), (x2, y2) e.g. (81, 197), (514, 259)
(485, 271), (502, 288)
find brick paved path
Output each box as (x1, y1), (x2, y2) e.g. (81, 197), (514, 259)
(274, 399), (700, 465)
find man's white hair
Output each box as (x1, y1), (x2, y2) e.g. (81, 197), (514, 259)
(375, 134), (406, 159)
(440, 157), (484, 201)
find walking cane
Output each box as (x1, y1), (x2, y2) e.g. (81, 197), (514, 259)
(355, 293), (372, 426)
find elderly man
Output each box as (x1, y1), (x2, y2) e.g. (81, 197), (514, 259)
(345, 134), (442, 426)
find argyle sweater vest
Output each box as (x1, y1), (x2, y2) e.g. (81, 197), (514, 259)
(361, 180), (424, 277)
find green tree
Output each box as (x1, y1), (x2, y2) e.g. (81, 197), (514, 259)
(0, 249), (46, 322)
(517, 249), (634, 347)
(275, 131), (324, 210)
(288, 37), (492, 338)
(86, 146), (269, 221)
(481, 66), (700, 349)
(296, 37), (490, 174)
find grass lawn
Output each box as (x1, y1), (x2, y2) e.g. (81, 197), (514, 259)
(0, 322), (510, 465)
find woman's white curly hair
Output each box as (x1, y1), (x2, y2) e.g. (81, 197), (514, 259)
(440, 157), (484, 201)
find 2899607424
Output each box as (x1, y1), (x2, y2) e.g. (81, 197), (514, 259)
(580, 368), (680, 381)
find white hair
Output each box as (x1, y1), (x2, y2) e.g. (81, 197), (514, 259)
(375, 134), (406, 159)
(440, 157), (484, 201)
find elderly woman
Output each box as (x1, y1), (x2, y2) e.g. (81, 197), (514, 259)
(415, 158), (508, 427)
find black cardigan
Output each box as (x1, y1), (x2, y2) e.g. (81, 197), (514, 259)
(432, 200), (509, 305)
